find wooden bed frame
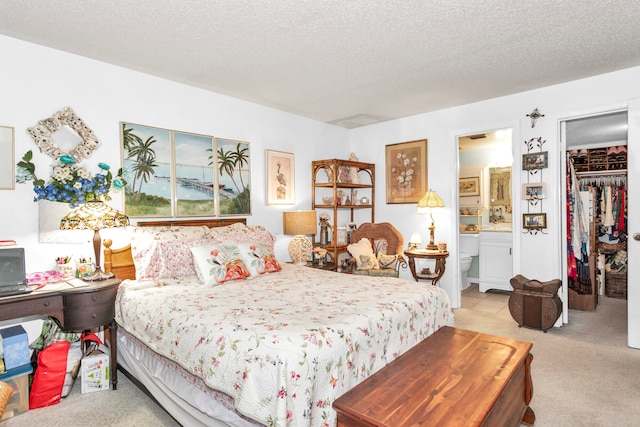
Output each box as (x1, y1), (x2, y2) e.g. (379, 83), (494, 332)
(103, 218), (247, 281)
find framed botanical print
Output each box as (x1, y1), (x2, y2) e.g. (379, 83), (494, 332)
(266, 149), (294, 205)
(385, 139), (428, 204)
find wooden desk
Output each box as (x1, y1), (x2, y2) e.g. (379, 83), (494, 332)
(0, 278), (121, 390)
(403, 249), (449, 285)
(333, 326), (535, 427)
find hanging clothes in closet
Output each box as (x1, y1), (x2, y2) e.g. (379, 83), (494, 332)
(567, 147), (628, 305)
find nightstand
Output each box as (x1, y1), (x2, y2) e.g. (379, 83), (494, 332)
(403, 249), (449, 285)
(0, 277), (121, 390)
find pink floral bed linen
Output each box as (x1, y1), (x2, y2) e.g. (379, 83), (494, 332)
(115, 264), (454, 427)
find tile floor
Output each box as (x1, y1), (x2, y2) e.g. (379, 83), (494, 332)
(460, 283), (511, 314)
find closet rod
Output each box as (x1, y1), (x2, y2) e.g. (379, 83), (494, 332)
(575, 169), (627, 177)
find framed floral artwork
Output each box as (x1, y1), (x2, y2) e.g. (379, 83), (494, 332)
(266, 149), (294, 205)
(385, 139), (428, 204)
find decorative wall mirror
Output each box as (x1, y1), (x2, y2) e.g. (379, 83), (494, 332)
(489, 166), (512, 223)
(27, 106), (100, 160)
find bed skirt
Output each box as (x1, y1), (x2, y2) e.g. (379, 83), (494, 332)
(117, 328), (263, 427)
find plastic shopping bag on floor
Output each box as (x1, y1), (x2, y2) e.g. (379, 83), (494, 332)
(29, 340), (70, 409)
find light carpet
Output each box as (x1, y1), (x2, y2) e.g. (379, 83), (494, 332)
(4, 286), (638, 426)
(456, 285), (639, 427)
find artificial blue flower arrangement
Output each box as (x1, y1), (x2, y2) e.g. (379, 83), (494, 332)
(17, 150), (126, 208)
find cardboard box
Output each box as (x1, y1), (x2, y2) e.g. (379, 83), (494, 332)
(0, 325), (30, 370)
(0, 364), (32, 421)
(80, 350), (109, 394)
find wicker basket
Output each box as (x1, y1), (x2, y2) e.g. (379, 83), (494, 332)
(606, 271), (627, 299)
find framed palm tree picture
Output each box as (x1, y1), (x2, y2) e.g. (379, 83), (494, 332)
(216, 138), (251, 216)
(121, 123), (251, 217)
(121, 122), (173, 217)
(174, 131), (216, 217)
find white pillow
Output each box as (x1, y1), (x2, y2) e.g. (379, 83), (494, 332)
(347, 238), (379, 269)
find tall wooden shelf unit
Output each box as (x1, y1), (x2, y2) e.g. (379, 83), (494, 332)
(311, 159), (375, 263)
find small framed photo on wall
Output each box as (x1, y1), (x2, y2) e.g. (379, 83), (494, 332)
(523, 213), (547, 229)
(522, 152), (548, 170)
(522, 182), (547, 200)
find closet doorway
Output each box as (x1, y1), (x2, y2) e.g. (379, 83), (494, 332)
(561, 110), (628, 330)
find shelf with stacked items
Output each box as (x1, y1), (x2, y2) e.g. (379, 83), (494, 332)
(311, 158), (375, 266)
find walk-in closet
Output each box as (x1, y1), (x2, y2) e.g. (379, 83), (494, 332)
(565, 112), (628, 312)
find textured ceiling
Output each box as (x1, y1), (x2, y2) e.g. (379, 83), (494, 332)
(1, 1), (640, 128)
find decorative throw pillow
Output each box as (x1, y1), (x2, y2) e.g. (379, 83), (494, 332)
(237, 242), (282, 277)
(347, 238), (377, 268)
(130, 225), (210, 279)
(378, 253), (398, 270)
(356, 254), (379, 271)
(190, 243), (250, 285)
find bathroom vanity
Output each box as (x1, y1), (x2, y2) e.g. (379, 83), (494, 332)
(479, 230), (513, 292)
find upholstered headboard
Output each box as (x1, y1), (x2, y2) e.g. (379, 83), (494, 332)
(103, 218), (247, 281)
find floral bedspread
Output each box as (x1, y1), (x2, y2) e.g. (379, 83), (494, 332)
(115, 264), (454, 427)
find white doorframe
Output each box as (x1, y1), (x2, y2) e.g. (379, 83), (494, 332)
(451, 120), (519, 307)
(557, 102), (639, 348)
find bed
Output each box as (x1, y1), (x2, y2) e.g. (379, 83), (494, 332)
(104, 218), (454, 427)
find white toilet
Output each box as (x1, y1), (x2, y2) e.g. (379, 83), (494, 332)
(459, 233), (480, 290)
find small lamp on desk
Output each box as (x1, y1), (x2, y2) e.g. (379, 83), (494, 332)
(417, 189), (444, 250)
(283, 210), (316, 265)
(60, 201), (129, 281)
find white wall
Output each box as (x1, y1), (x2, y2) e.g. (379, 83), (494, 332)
(350, 66), (640, 309)
(0, 35), (349, 273)
(2, 34), (640, 318)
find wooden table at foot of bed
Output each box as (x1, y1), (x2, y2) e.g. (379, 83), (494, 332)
(333, 326), (535, 427)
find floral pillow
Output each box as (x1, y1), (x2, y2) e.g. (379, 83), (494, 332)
(210, 225), (276, 250)
(236, 242), (282, 277)
(190, 243), (250, 285)
(130, 226), (210, 279)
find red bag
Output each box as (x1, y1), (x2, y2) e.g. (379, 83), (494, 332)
(29, 340), (70, 409)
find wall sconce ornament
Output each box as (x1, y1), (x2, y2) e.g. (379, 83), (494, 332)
(526, 108), (545, 128)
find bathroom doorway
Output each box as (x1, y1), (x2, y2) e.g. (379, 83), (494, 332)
(457, 129), (513, 295)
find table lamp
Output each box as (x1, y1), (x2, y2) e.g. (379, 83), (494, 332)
(60, 200), (130, 281)
(417, 189), (444, 250)
(408, 232), (422, 250)
(283, 210), (316, 265)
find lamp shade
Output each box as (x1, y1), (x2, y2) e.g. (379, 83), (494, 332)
(283, 210), (316, 235)
(60, 200), (129, 231)
(417, 190), (444, 214)
(60, 201), (129, 281)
